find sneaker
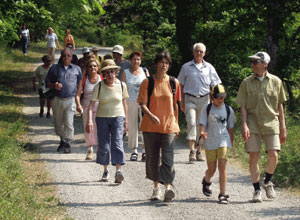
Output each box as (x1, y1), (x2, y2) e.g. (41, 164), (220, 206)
(164, 189), (175, 202)
(196, 151), (205, 161)
(218, 194), (229, 204)
(130, 153), (138, 161)
(141, 153), (146, 162)
(57, 140), (65, 153)
(252, 190), (262, 203)
(101, 170), (110, 182)
(115, 171), (124, 184)
(150, 188), (161, 200)
(262, 181), (276, 199)
(85, 150), (93, 160)
(202, 177), (212, 197)
(63, 143), (71, 153)
(46, 112), (51, 118)
(189, 150), (196, 162)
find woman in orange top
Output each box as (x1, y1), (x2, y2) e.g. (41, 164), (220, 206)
(63, 29), (75, 50)
(137, 51), (181, 202)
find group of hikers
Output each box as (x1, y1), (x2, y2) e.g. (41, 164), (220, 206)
(31, 27), (287, 205)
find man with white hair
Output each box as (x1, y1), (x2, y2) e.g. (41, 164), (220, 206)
(236, 51), (287, 203)
(178, 43), (221, 162)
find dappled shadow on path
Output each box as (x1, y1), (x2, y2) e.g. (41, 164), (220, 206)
(249, 206), (300, 219)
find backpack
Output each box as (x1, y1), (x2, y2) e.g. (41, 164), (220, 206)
(147, 75), (176, 108)
(97, 79), (124, 99)
(206, 103), (231, 125)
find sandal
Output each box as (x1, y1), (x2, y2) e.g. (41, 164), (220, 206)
(130, 152), (138, 161)
(218, 194), (229, 204)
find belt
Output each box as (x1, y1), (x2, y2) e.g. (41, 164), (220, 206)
(185, 93), (209, 98)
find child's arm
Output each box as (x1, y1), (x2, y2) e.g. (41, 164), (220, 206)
(228, 127), (234, 147)
(199, 124), (208, 140)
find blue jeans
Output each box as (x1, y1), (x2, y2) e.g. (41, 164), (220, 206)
(21, 36), (29, 54)
(96, 117), (125, 165)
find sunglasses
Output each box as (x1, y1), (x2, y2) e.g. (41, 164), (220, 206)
(250, 60), (263, 64)
(103, 69), (116, 74)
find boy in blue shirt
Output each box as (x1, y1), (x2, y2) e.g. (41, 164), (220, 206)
(199, 84), (235, 204)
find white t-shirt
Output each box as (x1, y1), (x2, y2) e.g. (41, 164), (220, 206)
(46, 33), (58, 48)
(199, 103), (235, 150)
(21, 29), (29, 37)
(124, 67), (147, 101)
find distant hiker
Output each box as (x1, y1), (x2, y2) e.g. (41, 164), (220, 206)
(75, 59), (101, 160)
(91, 46), (102, 66)
(78, 47), (91, 76)
(137, 51), (181, 202)
(199, 84), (235, 204)
(88, 59), (129, 184)
(44, 27), (60, 64)
(32, 55), (52, 118)
(63, 29), (75, 50)
(19, 23), (30, 55)
(45, 48), (82, 154)
(121, 51), (149, 162)
(112, 45), (131, 79)
(236, 51), (287, 203)
(177, 42), (221, 163)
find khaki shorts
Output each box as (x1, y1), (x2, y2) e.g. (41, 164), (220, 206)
(205, 147), (227, 163)
(245, 133), (280, 153)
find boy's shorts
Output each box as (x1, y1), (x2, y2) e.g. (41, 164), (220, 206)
(245, 133), (280, 153)
(205, 147), (227, 163)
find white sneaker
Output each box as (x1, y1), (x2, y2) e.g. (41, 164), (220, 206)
(262, 181), (276, 199)
(150, 188), (161, 200)
(85, 150), (93, 160)
(252, 190), (262, 203)
(101, 170), (109, 182)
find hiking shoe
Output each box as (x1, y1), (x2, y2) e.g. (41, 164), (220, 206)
(85, 150), (93, 160)
(130, 153), (138, 161)
(164, 189), (175, 202)
(218, 194), (229, 204)
(196, 151), (205, 161)
(101, 170), (109, 182)
(252, 190), (262, 203)
(115, 171), (124, 184)
(150, 188), (161, 201)
(63, 143), (71, 153)
(202, 177), (212, 197)
(57, 140), (66, 153)
(189, 150), (196, 162)
(141, 153), (146, 162)
(262, 181), (276, 199)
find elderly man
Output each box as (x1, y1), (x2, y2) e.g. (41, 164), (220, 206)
(236, 51), (287, 203)
(112, 45), (131, 79)
(45, 48), (82, 153)
(178, 43), (221, 162)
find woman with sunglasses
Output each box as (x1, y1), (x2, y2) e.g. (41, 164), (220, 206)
(88, 59), (129, 184)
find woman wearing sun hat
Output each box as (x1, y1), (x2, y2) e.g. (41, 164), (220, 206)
(88, 59), (129, 184)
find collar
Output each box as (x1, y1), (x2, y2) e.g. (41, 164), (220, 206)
(59, 63), (73, 68)
(190, 59), (207, 68)
(251, 71), (270, 80)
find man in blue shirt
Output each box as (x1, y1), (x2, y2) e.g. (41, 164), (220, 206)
(45, 48), (82, 153)
(178, 43), (221, 162)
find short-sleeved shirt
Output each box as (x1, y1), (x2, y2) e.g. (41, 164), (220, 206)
(90, 79), (129, 117)
(177, 59), (221, 96)
(45, 63), (82, 98)
(116, 59), (131, 79)
(199, 103), (235, 150)
(124, 67), (147, 101)
(35, 65), (51, 91)
(236, 72), (287, 135)
(137, 75), (181, 134)
(46, 33), (58, 48)
(20, 29), (29, 37)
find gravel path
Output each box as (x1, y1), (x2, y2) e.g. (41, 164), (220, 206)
(21, 49), (300, 220)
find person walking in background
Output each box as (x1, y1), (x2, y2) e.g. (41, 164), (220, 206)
(75, 59), (102, 160)
(236, 51), (287, 203)
(112, 45), (131, 79)
(78, 47), (91, 76)
(88, 59), (129, 184)
(177, 42), (221, 163)
(121, 51), (149, 162)
(44, 27), (60, 64)
(19, 23), (30, 55)
(91, 46), (102, 66)
(45, 48), (82, 154)
(32, 55), (52, 118)
(63, 29), (75, 50)
(137, 51), (181, 202)
(199, 84), (235, 204)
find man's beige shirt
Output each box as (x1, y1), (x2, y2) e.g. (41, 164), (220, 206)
(236, 72), (287, 134)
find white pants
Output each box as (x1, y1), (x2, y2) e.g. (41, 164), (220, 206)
(127, 100), (143, 149)
(52, 96), (76, 140)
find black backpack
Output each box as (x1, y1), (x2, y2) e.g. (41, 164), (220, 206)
(147, 75), (176, 108)
(206, 103), (231, 125)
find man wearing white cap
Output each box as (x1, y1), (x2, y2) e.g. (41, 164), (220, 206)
(112, 45), (131, 79)
(236, 51), (287, 203)
(78, 47), (91, 75)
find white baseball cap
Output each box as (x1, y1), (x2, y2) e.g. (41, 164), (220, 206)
(82, 47), (90, 54)
(112, 45), (124, 55)
(248, 51), (271, 64)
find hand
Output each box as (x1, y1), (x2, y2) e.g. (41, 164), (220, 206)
(150, 114), (160, 125)
(54, 82), (62, 90)
(279, 127), (287, 144)
(86, 121), (93, 133)
(124, 120), (128, 133)
(242, 124), (251, 142)
(76, 105), (83, 113)
(200, 131), (208, 140)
